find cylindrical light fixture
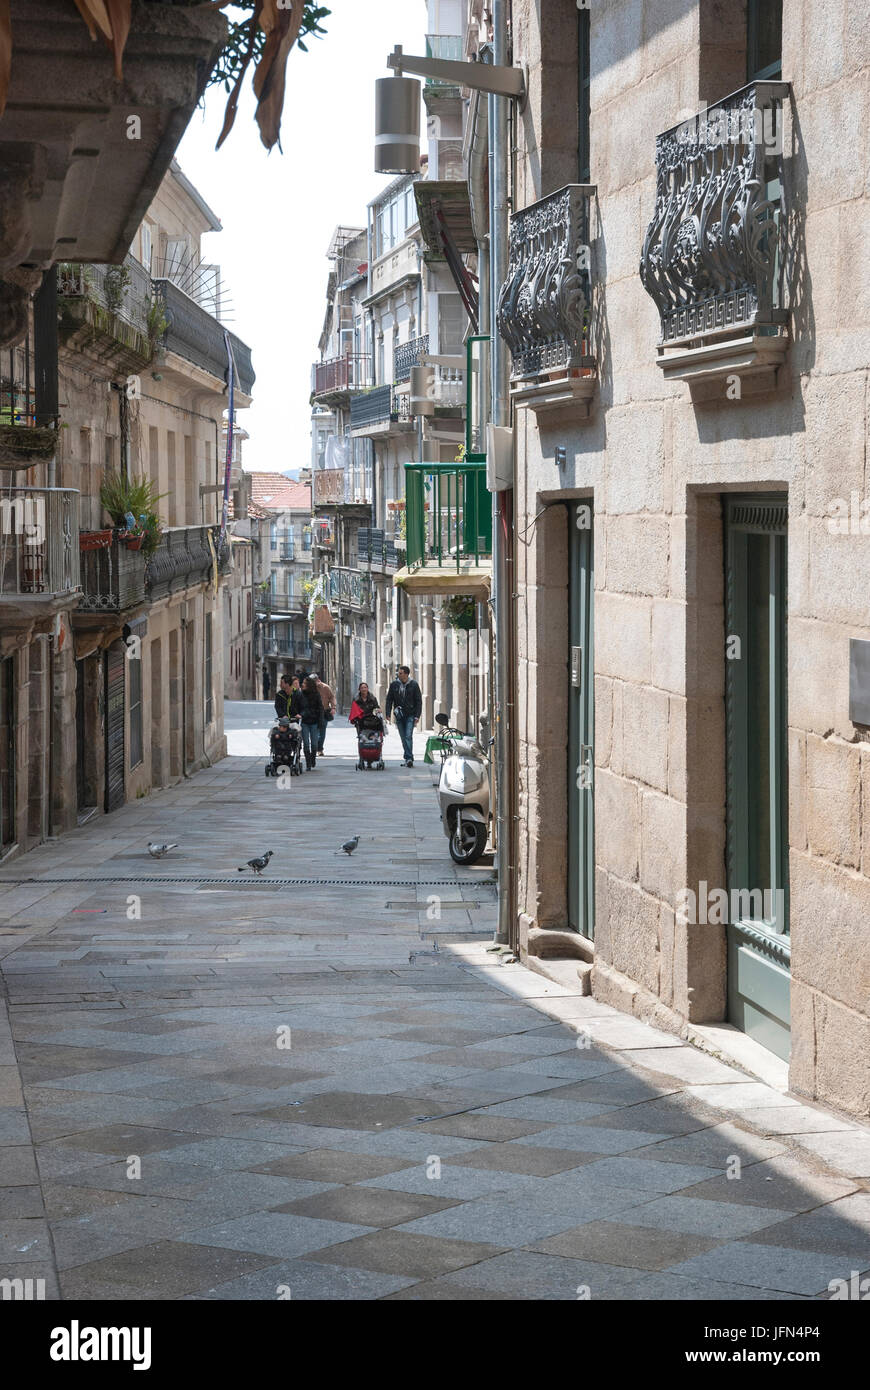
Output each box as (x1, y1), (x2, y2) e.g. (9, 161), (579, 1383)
(410, 363), (435, 416)
(375, 75), (421, 174)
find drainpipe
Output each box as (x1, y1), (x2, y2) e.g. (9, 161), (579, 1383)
(490, 0), (513, 946)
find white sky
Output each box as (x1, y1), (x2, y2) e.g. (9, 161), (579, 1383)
(175, 1), (426, 475)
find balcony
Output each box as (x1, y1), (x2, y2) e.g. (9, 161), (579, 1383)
(313, 472), (345, 508)
(0, 487), (80, 618)
(264, 639), (313, 662)
(255, 591), (307, 616)
(424, 35), (463, 89)
(639, 81), (790, 391)
(145, 525), (219, 600)
(328, 566), (373, 613)
(58, 255), (153, 374)
(349, 383), (414, 436)
(497, 184), (596, 417)
(396, 462), (491, 597)
(311, 514), (337, 546)
(78, 533), (147, 614)
(153, 279), (255, 400)
(394, 334), (429, 382)
(0, 323), (58, 471)
(311, 354), (371, 403)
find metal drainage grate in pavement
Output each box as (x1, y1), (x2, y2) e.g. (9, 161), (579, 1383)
(0, 875), (489, 888)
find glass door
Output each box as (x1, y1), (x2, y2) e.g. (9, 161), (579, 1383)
(725, 495), (790, 1059)
(568, 506), (594, 938)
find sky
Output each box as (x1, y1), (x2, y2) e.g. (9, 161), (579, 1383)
(174, 1), (426, 476)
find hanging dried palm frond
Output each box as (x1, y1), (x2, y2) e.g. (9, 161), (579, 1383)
(72, 0), (131, 79)
(253, 1), (305, 151)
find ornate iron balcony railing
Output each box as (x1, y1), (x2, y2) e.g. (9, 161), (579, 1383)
(328, 566), (372, 611)
(153, 280), (255, 396)
(312, 354), (371, 399)
(0, 487), (79, 597)
(394, 334), (429, 382)
(639, 81), (790, 348)
(350, 384), (393, 430)
(79, 533), (147, 612)
(145, 525), (218, 599)
(497, 185), (594, 380)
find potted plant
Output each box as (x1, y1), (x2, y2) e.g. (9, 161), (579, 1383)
(79, 529), (113, 552)
(99, 472), (166, 559)
(441, 595), (476, 630)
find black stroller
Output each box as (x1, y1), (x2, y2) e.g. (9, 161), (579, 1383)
(265, 717), (303, 777)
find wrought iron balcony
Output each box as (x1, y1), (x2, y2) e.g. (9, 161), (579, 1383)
(497, 185), (594, 383)
(312, 354), (370, 400)
(328, 566), (373, 612)
(640, 82), (789, 362)
(145, 525), (219, 600)
(0, 487), (79, 600)
(404, 462), (492, 575)
(0, 322), (58, 471)
(58, 254), (153, 371)
(78, 533), (147, 613)
(357, 526), (385, 567)
(394, 334), (429, 382)
(256, 591), (307, 615)
(350, 384), (414, 432)
(153, 279), (255, 397)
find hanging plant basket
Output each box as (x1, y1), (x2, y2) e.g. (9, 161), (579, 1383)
(441, 595), (476, 630)
(79, 529), (113, 552)
(0, 423), (59, 470)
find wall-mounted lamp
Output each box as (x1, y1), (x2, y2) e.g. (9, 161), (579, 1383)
(555, 446), (567, 467)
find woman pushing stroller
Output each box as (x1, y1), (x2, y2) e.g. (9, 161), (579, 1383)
(349, 683), (386, 771)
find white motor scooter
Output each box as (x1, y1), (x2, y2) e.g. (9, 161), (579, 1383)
(434, 712), (491, 865)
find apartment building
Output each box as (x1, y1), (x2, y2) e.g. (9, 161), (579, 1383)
(249, 473), (314, 693)
(460, 0), (869, 1119)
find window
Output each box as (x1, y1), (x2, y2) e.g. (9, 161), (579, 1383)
(747, 0), (783, 81)
(129, 648), (143, 770)
(204, 614), (213, 726)
(438, 294), (465, 353)
(374, 181), (416, 257)
(578, 6), (591, 182)
(140, 222), (152, 274)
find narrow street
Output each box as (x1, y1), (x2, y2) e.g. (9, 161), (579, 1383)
(0, 704), (866, 1301)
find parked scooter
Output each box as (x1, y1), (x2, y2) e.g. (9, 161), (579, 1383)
(435, 711), (491, 864)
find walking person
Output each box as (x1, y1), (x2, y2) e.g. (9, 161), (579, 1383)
(274, 673), (295, 721)
(315, 673), (335, 756)
(385, 665), (422, 766)
(297, 675), (323, 770)
(262, 666), (270, 702)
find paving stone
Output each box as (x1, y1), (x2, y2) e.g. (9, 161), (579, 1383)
(749, 1211), (870, 1261)
(49, 1124), (197, 1157)
(622, 1195), (793, 1238)
(393, 1185), (644, 1247)
(0, 1145), (39, 1185)
(529, 1219), (724, 1270)
(511, 1124), (671, 1154)
(384, 1278), (523, 1299)
(256, 1091), (451, 1131)
(613, 1271), (809, 1301)
(58, 1239), (280, 1297)
(190, 1259), (419, 1301)
(667, 1241), (870, 1296)
(248, 1149), (418, 1183)
(412, 1114), (550, 1142)
(0, 1217), (53, 1263)
(303, 1229), (506, 1278)
(0, 1184), (45, 1218)
(450, 1144), (600, 1177)
(791, 1131), (870, 1178)
(566, 1155), (721, 1194)
(359, 1164), (536, 1200)
(629, 1123), (787, 1169)
(177, 1211), (371, 1259)
(274, 1185), (462, 1228)
(439, 1248), (638, 1299)
(679, 1155), (857, 1211)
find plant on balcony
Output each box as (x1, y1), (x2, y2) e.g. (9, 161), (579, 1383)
(99, 471), (165, 558)
(104, 264), (131, 315)
(146, 298), (168, 348)
(441, 596), (476, 631)
(0, 422), (59, 469)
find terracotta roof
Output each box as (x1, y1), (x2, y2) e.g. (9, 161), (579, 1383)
(247, 473), (312, 512)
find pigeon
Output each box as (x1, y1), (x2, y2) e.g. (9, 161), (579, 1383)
(341, 836), (360, 856)
(148, 842), (177, 858)
(238, 851), (273, 875)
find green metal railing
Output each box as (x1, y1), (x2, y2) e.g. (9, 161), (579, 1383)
(404, 461), (491, 571)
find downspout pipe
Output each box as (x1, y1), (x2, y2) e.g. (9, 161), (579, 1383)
(490, 0), (513, 946)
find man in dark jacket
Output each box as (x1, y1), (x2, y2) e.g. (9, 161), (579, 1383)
(385, 665), (422, 766)
(274, 674), (295, 721)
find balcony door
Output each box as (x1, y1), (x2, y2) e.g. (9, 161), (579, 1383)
(104, 642), (126, 813)
(0, 656), (14, 852)
(568, 506), (594, 939)
(725, 495), (790, 1060)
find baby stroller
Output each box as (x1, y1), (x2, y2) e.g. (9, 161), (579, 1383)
(265, 717), (303, 777)
(354, 712), (385, 771)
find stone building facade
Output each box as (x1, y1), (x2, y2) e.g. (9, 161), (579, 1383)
(477, 0), (870, 1118)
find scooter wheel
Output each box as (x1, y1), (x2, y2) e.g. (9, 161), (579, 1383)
(449, 819), (488, 865)
(377, 761), (384, 770)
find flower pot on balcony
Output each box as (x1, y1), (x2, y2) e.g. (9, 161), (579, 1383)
(0, 423), (59, 470)
(123, 534), (144, 551)
(79, 529), (113, 551)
